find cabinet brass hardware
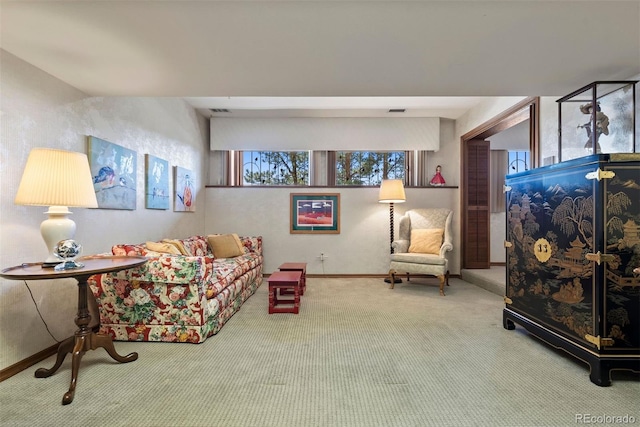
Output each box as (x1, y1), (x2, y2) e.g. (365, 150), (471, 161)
(585, 251), (615, 265)
(503, 185), (512, 192)
(533, 238), (552, 262)
(585, 334), (614, 349)
(585, 168), (615, 181)
(504, 241), (512, 248)
(503, 297), (513, 304)
(609, 153), (640, 162)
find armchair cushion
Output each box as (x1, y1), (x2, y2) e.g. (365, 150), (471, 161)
(408, 228), (443, 255)
(391, 252), (446, 266)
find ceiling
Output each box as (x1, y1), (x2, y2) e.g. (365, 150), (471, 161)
(1, 1), (639, 119)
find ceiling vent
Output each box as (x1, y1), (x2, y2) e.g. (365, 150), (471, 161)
(388, 109), (406, 113)
(210, 109), (230, 113)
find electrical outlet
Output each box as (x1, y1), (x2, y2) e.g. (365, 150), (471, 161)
(320, 253), (326, 261)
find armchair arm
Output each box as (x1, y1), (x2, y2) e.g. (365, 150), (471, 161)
(439, 210), (454, 258)
(439, 241), (453, 258)
(392, 239), (410, 253)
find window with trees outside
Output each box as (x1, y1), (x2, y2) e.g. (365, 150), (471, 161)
(335, 151), (405, 185)
(239, 150), (406, 186)
(242, 151), (309, 185)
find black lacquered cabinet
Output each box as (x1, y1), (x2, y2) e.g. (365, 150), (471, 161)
(503, 154), (640, 386)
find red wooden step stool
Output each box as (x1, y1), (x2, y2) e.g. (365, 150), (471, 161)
(278, 262), (307, 296)
(268, 270), (302, 314)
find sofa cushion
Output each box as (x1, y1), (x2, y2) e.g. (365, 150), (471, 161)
(146, 241), (182, 255)
(162, 239), (189, 256)
(207, 234), (244, 258)
(172, 236), (209, 256)
(112, 243), (150, 257)
(409, 228), (443, 255)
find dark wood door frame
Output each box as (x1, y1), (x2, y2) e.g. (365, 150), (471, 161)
(460, 97), (540, 269)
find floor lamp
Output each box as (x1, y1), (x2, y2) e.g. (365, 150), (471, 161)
(379, 179), (406, 283)
(14, 148), (98, 268)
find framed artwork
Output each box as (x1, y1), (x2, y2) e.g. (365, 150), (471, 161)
(174, 166), (195, 212)
(145, 154), (170, 209)
(290, 193), (340, 234)
(87, 136), (137, 210)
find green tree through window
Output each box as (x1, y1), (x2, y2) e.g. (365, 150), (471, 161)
(243, 151), (309, 185)
(336, 151), (405, 185)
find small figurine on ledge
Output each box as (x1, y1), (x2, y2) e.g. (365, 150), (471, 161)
(430, 165), (446, 186)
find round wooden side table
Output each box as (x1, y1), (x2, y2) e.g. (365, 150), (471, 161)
(0, 255), (147, 405)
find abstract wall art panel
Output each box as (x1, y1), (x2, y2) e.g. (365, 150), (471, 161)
(174, 166), (195, 212)
(145, 154), (169, 210)
(87, 136), (137, 210)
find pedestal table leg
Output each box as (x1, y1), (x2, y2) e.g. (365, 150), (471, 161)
(34, 336), (74, 378)
(60, 275), (138, 404)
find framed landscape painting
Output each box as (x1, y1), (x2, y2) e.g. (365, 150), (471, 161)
(87, 136), (137, 210)
(145, 154), (170, 209)
(290, 193), (340, 234)
(174, 166), (196, 212)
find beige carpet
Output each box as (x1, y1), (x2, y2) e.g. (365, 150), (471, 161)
(1, 277), (638, 427)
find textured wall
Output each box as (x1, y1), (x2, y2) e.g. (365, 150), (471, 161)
(205, 187), (460, 276)
(205, 117), (462, 276)
(0, 51), (208, 369)
(210, 117), (441, 151)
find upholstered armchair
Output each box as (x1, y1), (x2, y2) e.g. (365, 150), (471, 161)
(388, 208), (453, 296)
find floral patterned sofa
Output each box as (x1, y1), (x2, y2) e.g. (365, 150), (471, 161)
(88, 235), (263, 343)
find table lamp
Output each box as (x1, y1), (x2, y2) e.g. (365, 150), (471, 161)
(14, 148), (98, 267)
(378, 179), (406, 255)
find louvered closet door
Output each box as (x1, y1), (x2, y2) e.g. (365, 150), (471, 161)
(464, 139), (490, 268)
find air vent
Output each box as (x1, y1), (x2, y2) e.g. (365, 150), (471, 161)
(210, 109), (230, 113)
(388, 109), (406, 113)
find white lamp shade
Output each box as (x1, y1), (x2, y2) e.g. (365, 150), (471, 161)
(378, 179), (406, 203)
(15, 148), (98, 208)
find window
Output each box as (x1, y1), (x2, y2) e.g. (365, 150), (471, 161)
(335, 151), (405, 185)
(508, 151), (529, 173)
(242, 151), (309, 185)
(217, 150), (413, 187)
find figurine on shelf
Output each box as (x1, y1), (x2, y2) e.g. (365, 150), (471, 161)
(577, 102), (609, 153)
(430, 165), (446, 186)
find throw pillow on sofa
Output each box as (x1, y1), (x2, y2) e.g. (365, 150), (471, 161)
(146, 241), (182, 255)
(207, 233), (244, 258)
(161, 239), (189, 255)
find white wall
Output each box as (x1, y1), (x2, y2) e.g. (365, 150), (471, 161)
(205, 187), (459, 275)
(489, 120), (530, 151)
(206, 118), (462, 276)
(210, 117), (441, 151)
(0, 51), (209, 369)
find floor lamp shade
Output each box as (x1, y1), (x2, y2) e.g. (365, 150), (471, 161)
(378, 179), (406, 203)
(15, 148), (98, 266)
